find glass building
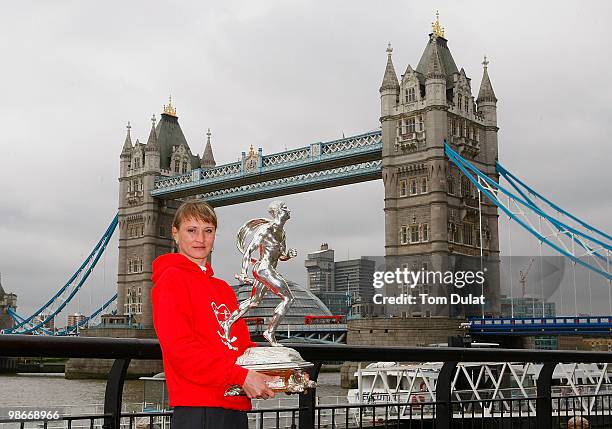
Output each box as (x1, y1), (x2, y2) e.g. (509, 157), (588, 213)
(232, 280), (332, 333)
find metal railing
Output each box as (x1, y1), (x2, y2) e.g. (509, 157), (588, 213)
(2, 335), (612, 428)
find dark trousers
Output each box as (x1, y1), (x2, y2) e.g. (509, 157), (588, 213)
(171, 406), (248, 429)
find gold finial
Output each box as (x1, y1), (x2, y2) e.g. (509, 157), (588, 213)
(151, 114), (156, 127)
(126, 121), (131, 132)
(206, 128), (211, 144)
(431, 11), (445, 38)
(248, 144), (256, 156)
(163, 95), (177, 116)
(386, 42), (393, 55)
(482, 55), (489, 69)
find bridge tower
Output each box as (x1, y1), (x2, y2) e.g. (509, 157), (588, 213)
(380, 16), (501, 318)
(116, 99), (215, 329)
(0, 274), (18, 331)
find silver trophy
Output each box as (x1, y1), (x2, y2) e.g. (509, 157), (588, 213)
(221, 201), (317, 396)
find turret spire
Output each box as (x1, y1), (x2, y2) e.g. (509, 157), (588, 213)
(146, 114), (159, 151)
(122, 121), (133, 152)
(426, 36), (446, 79)
(201, 128), (216, 169)
(0, 272), (5, 298)
(477, 55), (497, 103)
(380, 42), (400, 92)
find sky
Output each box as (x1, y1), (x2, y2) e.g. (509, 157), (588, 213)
(1, 1), (611, 323)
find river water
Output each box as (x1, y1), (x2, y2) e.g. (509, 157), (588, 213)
(0, 371), (348, 418)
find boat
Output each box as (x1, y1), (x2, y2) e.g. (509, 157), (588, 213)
(347, 360), (612, 422)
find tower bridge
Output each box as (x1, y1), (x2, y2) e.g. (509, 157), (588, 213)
(113, 20), (503, 330)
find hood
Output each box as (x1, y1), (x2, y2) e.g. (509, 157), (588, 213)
(152, 253), (214, 283)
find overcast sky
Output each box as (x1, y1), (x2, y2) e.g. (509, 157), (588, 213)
(1, 1), (611, 323)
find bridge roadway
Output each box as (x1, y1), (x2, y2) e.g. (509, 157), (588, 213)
(250, 323), (348, 344)
(468, 316), (612, 336)
(254, 315), (612, 345)
(151, 130), (382, 205)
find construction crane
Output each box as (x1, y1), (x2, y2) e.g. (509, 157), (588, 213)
(520, 258), (536, 298)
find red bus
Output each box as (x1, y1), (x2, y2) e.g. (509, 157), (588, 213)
(304, 315), (344, 325)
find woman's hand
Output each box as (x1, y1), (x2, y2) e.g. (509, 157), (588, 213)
(242, 370), (278, 399)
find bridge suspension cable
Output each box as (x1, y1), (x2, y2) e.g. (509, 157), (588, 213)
(3, 214), (118, 334)
(496, 162), (612, 242)
(444, 144), (611, 282)
(54, 293), (118, 336)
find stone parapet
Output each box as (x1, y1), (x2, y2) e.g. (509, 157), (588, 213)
(347, 316), (465, 347)
(65, 327), (161, 379)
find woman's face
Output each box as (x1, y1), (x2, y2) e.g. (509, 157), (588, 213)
(172, 217), (216, 266)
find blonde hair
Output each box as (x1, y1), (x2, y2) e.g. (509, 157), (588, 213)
(173, 200), (217, 229)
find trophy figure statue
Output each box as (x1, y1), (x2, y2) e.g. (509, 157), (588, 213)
(221, 200), (317, 396)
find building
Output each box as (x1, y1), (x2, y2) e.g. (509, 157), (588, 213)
(501, 296), (557, 350)
(305, 243), (335, 294)
(305, 244), (376, 316)
(316, 292), (351, 317)
(67, 313), (86, 328)
(501, 296), (556, 319)
(115, 98), (216, 329)
(0, 274), (18, 332)
(334, 258), (376, 303)
(380, 14), (501, 318)
(34, 314), (55, 331)
(232, 280), (332, 334)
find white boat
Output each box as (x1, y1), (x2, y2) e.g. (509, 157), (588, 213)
(347, 360), (612, 421)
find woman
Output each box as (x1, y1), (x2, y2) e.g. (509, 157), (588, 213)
(152, 201), (277, 429)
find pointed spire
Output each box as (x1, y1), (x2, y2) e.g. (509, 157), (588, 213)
(380, 43), (399, 92)
(477, 56), (497, 103)
(0, 272), (5, 299)
(122, 121), (133, 153)
(426, 36), (446, 79)
(146, 114), (159, 151)
(201, 128), (216, 169)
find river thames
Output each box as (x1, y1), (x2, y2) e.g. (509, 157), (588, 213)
(0, 371), (347, 417)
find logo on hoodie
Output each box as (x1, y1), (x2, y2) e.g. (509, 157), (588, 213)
(211, 302), (238, 351)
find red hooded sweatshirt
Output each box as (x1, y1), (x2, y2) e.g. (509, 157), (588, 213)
(151, 253), (255, 410)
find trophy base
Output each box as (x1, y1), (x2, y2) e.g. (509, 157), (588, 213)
(225, 347), (317, 396)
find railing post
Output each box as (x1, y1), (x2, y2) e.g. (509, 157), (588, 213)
(536, 362), (556, 429)
(435, 361), (457, 429)
(298, 361), (322, 429)
(103, 358), (131, 429)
